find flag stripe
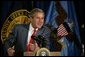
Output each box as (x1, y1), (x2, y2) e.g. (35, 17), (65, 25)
(57, 24), (68, 36)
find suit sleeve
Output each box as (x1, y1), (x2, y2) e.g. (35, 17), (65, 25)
(4, 25), (18, 50)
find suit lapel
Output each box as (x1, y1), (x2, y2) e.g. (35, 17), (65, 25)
(36, 26), (44, 36)
(22, 24), (30, 51)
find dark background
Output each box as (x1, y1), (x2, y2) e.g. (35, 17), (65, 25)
(73, 1), (84, 44)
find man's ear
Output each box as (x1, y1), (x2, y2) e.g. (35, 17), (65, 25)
(30, 17), (32, 23)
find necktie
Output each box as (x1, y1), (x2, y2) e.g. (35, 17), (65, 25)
(26, 29), (37, 52)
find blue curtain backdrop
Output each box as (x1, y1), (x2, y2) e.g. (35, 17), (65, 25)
(0, 1), (81, 56)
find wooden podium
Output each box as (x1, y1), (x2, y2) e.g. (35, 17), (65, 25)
(24, 52), (60, 56)
(24, 48), (60, 56)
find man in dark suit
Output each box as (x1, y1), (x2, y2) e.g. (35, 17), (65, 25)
(4, 8), (51, 56)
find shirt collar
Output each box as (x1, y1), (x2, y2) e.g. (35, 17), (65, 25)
(30, 23), (38, 31)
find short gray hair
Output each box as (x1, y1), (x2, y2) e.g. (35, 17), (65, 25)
(30, 8), (44, 17)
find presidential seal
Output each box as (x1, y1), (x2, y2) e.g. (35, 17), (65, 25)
(1, 9), (31, 43)
(36, 48), (50, 56)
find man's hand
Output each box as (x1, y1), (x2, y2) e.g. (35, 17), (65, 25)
(24, 43), (40, 56)
(34, 43), (40, 53)
(7, 47), (15, 56)
(29, 42), (40, 52)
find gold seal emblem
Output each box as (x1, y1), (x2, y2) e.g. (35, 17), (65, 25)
(36, 48), (50, 56)
(1, 9), (30, 43)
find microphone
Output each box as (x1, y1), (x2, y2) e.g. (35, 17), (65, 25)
(32, 35), (47, 48)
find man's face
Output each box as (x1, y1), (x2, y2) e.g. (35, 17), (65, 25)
(31, 12), (44, 29)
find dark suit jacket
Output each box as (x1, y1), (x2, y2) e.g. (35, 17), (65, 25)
(4, 24), (51, 56)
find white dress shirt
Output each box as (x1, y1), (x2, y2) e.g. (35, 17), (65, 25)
(27, 24), (38, 45)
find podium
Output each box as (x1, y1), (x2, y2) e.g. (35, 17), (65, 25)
(24, 48), (60, 56)
(24, 52), (60, 56)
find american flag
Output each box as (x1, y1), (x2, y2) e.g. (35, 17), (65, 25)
(57, 24), (68, 37)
